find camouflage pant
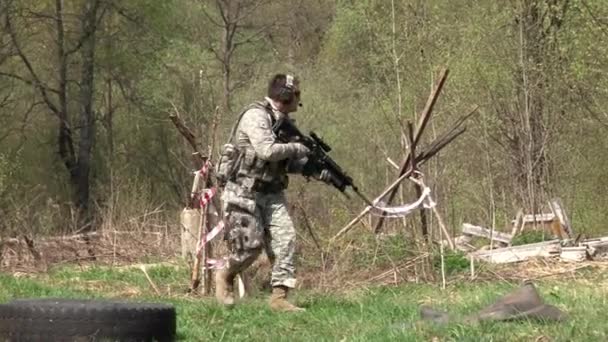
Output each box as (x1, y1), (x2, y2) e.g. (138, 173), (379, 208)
(222, 183), (297, 288)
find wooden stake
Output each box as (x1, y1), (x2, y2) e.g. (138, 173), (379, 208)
(470, 255), (475, 280)
(140, 265), (161, 296)
(432, 206), (455, 250)
(406, 121), (429, 241)
(440, 238), (446, 290)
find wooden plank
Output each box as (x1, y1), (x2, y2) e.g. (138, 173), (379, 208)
(560, 246), (587, 262)
(581, 236), (608, 246)
(581, 236), (608, 256)
(470, 240), (561, 264)
(510, 209), (524, 238)
(549, 198), (574, 238)
(462, 223), (512, 244)
(518, 213), (555, 223)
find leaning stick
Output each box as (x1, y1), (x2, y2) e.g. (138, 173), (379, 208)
(140, 265), (161, 296)
(408, 176), (455, 250)
(332, 169), (415, 241)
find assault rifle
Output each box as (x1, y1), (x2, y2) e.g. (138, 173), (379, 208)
(274, 118), (373, 206)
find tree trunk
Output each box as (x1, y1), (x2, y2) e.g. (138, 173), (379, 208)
(221, 16), (235, 114)
(76, 0), (100, 225)
(55, 0), (78, 186)
(510, 0), (568, 214)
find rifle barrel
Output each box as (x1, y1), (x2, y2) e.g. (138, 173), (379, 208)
(352, 187), (375, 208)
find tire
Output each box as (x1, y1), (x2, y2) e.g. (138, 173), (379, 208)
(0, 298), (176, 342)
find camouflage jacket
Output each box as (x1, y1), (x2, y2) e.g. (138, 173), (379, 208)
(233, 98), (306, 192)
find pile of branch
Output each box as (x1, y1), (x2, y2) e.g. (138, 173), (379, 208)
(0, 230), (178, 272)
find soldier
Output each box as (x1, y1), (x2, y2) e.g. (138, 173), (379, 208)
(215, 74), (312, 312)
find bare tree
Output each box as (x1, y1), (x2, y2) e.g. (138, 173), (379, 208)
(1, 0), (106, 228)
(201, 0), (272, 113)
(493, 0), (570, 214)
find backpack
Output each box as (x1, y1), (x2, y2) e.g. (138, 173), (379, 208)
(215, 101), (272, 187)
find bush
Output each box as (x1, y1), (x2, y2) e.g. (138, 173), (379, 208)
(433, 250), (470, 275)
(510, 230), (546, 246)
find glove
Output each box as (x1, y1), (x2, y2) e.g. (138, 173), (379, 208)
(318, 169), (349, 192)
(318, 169), (333, 184)
(289, 142), (310, 159)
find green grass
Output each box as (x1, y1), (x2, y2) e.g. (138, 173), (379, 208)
(1, 264), (607, 341)
(511, 230), (548, 246)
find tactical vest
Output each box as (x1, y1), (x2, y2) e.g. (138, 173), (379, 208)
(216, 100), (289, 193)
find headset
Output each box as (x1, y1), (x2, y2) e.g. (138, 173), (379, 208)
(277, 74), (301, 105)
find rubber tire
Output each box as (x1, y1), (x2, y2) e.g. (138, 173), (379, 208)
(0, 298), (176, 341)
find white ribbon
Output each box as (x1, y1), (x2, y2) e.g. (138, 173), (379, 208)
(204, 258), (226, 270)
(195, 221), (225, 255)
(369, 176), (436, 218)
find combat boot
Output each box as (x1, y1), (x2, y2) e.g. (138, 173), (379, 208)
(269, 286), (306, 312)
(215, 268), (235, 306)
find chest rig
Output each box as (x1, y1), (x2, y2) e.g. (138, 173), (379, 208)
(216, 100), (289, 194)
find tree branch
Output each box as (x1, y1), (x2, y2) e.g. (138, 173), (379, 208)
(5, 11), (59, 115)
(199, 2), (223, 28)
(0, 72), (60, 94)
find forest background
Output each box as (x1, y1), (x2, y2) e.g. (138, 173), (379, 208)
(1, 0), (607, 277)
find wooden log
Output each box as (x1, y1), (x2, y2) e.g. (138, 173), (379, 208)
(470, 240), (561, 264)
(462, 223), (513, 245)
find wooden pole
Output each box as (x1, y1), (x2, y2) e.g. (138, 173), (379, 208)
(189, 172), (204, 292)
(407, 121), (429, 240)
(202, 108), (220, 296)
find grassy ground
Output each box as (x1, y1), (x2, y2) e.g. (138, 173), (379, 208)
(0, 263), (606, 341)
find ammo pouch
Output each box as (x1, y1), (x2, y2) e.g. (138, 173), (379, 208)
(216, 143), (240, 186)
(236, 147), (288, 193)
(222, 179), (256, 215)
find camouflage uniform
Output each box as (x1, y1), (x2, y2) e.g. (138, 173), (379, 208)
(221, 99), (308, 289)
